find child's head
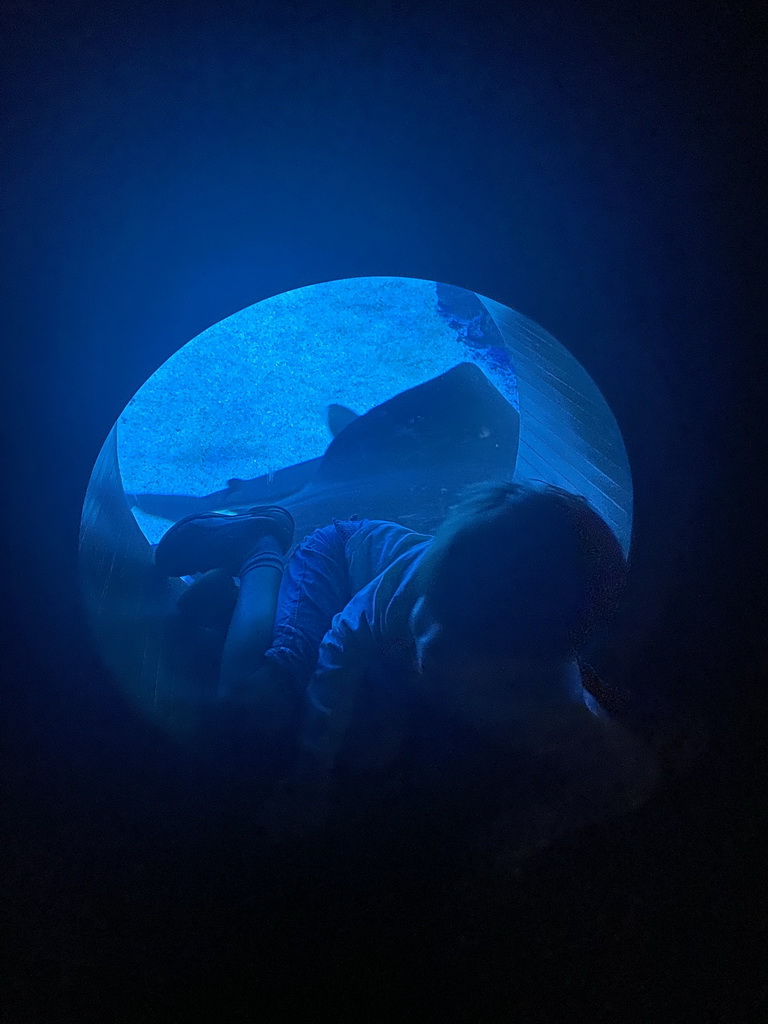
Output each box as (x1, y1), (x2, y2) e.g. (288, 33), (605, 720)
(411, 481), (628, 685)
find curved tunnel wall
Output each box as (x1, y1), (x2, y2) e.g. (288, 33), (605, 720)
(479, 293), (633, 555)
(81, 277), (634, 733)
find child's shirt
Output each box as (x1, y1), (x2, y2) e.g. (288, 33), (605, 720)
(302, 519), (432, 771)
(286, 519), (659, 866)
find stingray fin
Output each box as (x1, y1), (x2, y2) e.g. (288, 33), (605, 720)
(327, 403), (360, 437)
(319, 363), (519, 484)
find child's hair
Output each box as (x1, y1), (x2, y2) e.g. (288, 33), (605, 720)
(416, 481), (628, 659)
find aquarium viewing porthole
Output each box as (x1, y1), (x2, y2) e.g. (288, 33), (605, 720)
(79, 276), (632, 740)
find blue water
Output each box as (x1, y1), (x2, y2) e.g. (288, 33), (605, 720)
(116, 277), (523, 543)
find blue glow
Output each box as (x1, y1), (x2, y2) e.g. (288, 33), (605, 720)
(118, 277), (520, 543)
(115, 276), (631, 551)
(80, 275), (634, 745)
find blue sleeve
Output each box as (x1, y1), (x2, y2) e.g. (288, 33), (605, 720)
(296, 524), (429, 785)
(300, 588), (380, 776)
(344, 520), (433, 594)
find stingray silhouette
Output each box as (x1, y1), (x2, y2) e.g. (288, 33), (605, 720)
(131, 362), (520, 534)
(81, 363), (520, 739)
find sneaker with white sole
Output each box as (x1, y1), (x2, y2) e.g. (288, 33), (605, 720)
(154, 505), (295, 577)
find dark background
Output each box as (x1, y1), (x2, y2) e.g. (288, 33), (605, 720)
(2, 1), (765, 1020)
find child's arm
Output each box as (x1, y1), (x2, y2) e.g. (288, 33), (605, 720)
(300, 549), (424, 779)
(263, 597), (378, 841)
(300, 598), (378, 777)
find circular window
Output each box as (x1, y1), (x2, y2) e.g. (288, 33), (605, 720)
(80, 277), (631, 739)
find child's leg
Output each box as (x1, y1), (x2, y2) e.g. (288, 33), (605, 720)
(217, 519), (364, 745)
(219, 520), (363, 699)
(155, 509), (365, 734)
(154, 505), (296, 708)
(218, 534), (286, 699)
